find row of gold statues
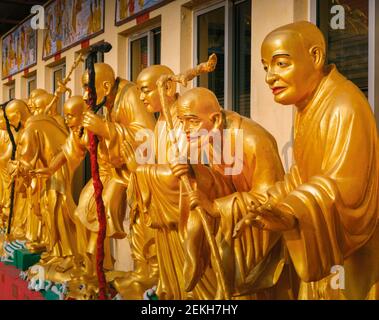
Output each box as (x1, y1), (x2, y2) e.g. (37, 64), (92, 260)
(0, 21), (378, 300)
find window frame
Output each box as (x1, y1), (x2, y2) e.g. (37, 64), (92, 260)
(26, 75), (37, 97)
(8, 83), (15, 100)
(193, 0), (232, 110)
(312, 0), (377, 112)
(51, 63), (66, 116)
(128, 25), (161, 81)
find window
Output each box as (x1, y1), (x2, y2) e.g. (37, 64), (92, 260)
(52, 64), (66, 115)
(129, 27), (161, 82)
(195, 0), (251, 118)
(317, 0), (369, 97)
(8, 84), (15, 100)
(27, 76), (37, 97)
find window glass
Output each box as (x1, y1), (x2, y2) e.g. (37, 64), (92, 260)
(197, 6), (225, 107)
(27, 77), (37, 97)
(9, 85), (15, 100)
(233, 0), (251, 117)
(131, 36), (149, 82)
(318, 0), (369, 96)
(53, 65), (66, 115)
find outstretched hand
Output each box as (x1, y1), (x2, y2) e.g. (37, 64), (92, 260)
(30, 168), (52, 178)
(233, 203), (297, 238)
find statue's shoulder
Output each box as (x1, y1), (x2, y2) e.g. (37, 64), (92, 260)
(224, 110), (278, 151)
(324, 67), (372, 118)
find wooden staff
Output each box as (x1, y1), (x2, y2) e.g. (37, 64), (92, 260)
(44, 53), (84, 115)
(157, 54), (231, 300)
(85, 42), (112, 300)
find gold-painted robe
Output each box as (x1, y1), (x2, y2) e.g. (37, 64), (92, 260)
(102, 83), (158, 294)
(0, 130), (12, 228)
(16, 114), (77, 258)
(210, 110), (290, 298)
(135, 103), (228, 299)
(268, 65), (379, 300)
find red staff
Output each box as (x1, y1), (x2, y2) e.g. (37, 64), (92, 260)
(85, 42), (112, 300)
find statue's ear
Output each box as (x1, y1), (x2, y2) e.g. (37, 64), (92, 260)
(210, 111), (222, 130)
(102, 80), (112, 96)
(310, 46), (325, 70)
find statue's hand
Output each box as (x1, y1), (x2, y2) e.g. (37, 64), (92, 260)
(188, 190), (220, 218)
(30, 168), (52, 178)
(233, 212), (257, 238)
(82, 111), (109, 138)
(251, 203), (297, 232)
(56, 80), (69, 95)
(7, 160), (20, 179)
(170, 162), (190, 179)
(121, 140), (138, 172)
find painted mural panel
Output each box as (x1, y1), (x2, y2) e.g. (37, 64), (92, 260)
(115, 0), (172, 25)
(2, 18), (37, 79)
(43, 0), (104, 60)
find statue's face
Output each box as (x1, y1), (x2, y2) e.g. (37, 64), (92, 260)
(261, 32), (318, 107)
(82, 71), (111, 106)
(27, 98), (36, 114)
(177, 98), (221, 153)
(64, 98), (84, 128)
(33, 97), (46, 115)
(137, 80), (161, 113)
(64, 108), (82, 128)
(0, 110), (6, 131)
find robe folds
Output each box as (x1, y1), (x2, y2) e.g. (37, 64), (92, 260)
(268, 65), (379, 300)
(16, 114), (77, 258)
(204, 110), (288, 298)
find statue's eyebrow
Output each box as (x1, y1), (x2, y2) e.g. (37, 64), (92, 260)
(273, 53), (290, 58)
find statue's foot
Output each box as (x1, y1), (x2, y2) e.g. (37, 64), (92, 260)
(26, 242), (46, 253)
(112, 271), (158, 300)
(39, 255), (60, 266)
(55, 256), (74, 273)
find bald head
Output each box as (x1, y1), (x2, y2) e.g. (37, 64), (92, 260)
(34, 93), (55, 115)
(29, 88), (48, 100)
(264, 21), (326, 55)
(64, 96), (86, 128)
(177, 87), (223, 138)
(5, 99), (31, 129)
(82, 63), (116, 105)
(137, 65), (174, 89)
(178, 87), (221, 117)
(137, 65), (175, 113)
(28, 88), (48, 113)
(261, 21), (327, 108)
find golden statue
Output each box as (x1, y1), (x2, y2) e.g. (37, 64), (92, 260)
(2, 100), (32, 242)
(173, 87), (296, 299)
(236, 21), (379, 300)
(0, 110), (12, 233)
(79, 63), (157, 298)
(126, 65), (229, 300)
(7, 98), (78, 283)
